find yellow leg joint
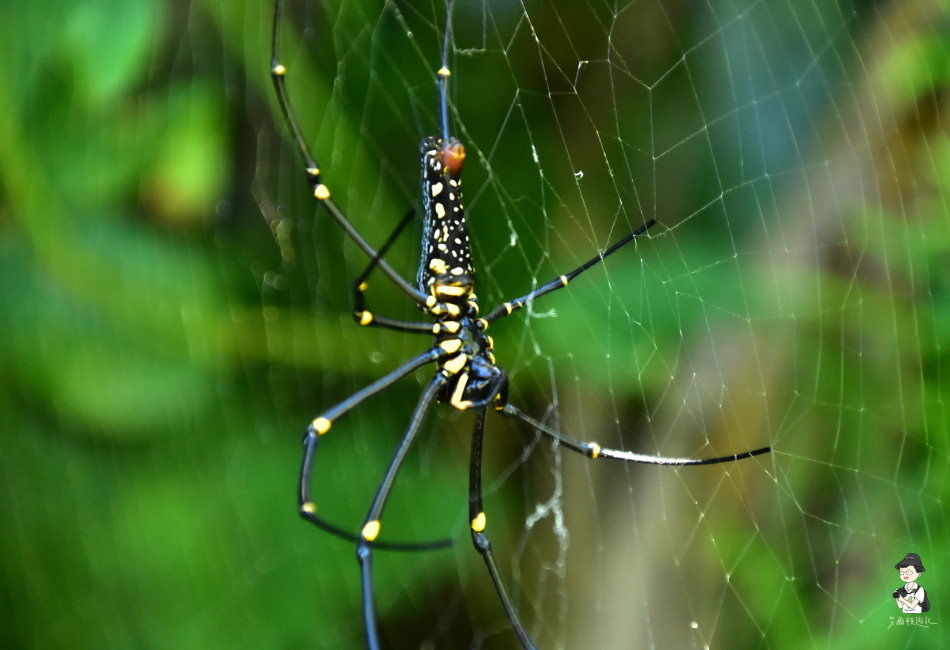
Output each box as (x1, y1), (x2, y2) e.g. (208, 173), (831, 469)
(358, 311), (374, 326)
(312, 417), (332, 435)
(301, 501), (317, 514)
(314, 184), (331, 200)
(588, 442), (602, 459)
(471, 512), (487, 532)
(361, 520), (381, 542)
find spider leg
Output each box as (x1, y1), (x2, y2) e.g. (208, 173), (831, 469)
(438, 0), (455, 143)
(468, 406), (537, 650)
(300, 431), (451, 552)
(498, 403), (770, 465)
(485, 219), (657, 324)
(356, 372), (449, 650)
(299, 347), (452, 551)
(351, 207), (438, 334)
(271, 0), (427, 307)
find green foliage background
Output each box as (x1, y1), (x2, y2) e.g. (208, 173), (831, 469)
(1, 0), (949, 648)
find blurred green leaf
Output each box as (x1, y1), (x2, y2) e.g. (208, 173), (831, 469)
(62, 0), (159, 105)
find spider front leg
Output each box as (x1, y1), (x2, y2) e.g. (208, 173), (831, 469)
(498, 403), (771, 466)
(299, 346), (451, 551)
(468, 406), (537, 650)
(355, 372), (449, 650)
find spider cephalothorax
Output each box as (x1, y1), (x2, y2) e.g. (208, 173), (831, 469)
(431, 300), (506, 411)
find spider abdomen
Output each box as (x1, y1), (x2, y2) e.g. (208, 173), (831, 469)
(418, 136), (473, 291)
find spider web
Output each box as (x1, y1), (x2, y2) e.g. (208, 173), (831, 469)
(2, 0), (948, 648)
(263, 1), (944, 647)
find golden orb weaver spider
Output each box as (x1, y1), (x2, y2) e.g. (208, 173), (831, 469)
(270, 1), (771, 647)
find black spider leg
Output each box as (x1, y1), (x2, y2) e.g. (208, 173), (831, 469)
(299, 347), (453, 551)
(469, 405), (537, 650)
(271, 0), (427, 307)
(480, 216), (770, 464)
(438, 0), (454, 144)
(351, 207), (438, 334)
(499, 404), (771, 465)
(484, 219), (657, 324)
(356, 372), (450, 650)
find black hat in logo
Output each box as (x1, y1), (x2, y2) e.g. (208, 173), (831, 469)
(895, 553), (926, 572)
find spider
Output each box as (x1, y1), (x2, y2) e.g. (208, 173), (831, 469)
(270, 1), (771, 647)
